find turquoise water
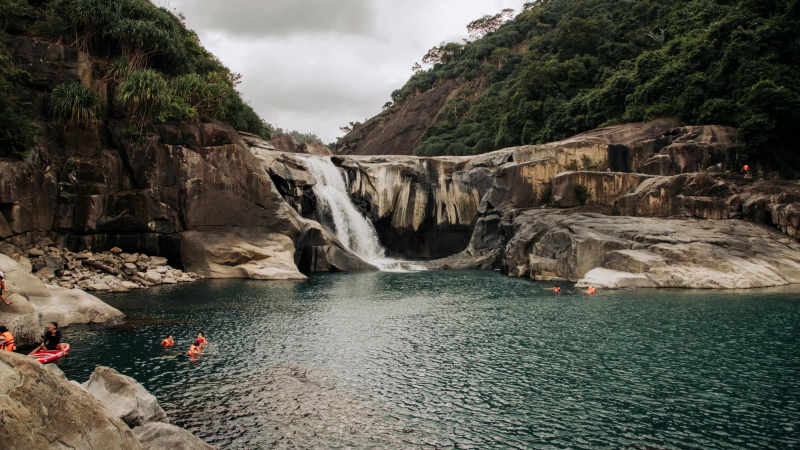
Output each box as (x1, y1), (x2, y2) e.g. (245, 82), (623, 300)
(54, 271), (800, 449)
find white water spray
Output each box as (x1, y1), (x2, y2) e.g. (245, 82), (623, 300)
(300, 156), (424, 272)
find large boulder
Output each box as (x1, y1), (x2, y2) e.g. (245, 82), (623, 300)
(83, 366), (168, 428)
(498, 210), (800, 289)
(269, 133), (300, 153)
(132, 422), (216, 450)
(0, 254), (123, 345)
(0, 351), (142, 450)
(30, 285), (124, 326)
(298, 141), (333, 156)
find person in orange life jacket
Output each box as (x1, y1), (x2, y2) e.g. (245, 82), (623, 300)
(585, 286), (597, 294)
(29, 322), (64, 354)
(161, 335), (175, 347)
(551, 286), (561, 293)
(0, 271), (12, 306)
(187, 341), (201, 356)
(195, 332), (207, 348)
(742, 164), (750, 178)
(0, 326), (16, 351)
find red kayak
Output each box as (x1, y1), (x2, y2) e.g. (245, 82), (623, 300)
(29, 343), (70, 364)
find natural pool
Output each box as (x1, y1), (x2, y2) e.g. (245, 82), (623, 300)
(56, 271), (800, 449)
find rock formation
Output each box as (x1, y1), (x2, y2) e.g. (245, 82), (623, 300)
(0, 351), (143, 450)
(0, 351), (216, 450)
(83, 366), (169, 428)
(0, 253), (123, 346)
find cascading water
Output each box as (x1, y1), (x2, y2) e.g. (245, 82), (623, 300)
(301, 156), (422, 272)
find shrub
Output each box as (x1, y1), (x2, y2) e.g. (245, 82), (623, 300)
(0, 51), (36, 158)
(116, 70), (169, 128)
(51, 82), (100, 127)
(574, 184), (592, 206)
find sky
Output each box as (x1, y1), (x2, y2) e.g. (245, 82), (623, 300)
(159, 0), (529, 143)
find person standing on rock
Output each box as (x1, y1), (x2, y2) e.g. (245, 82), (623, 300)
(29, 322), (64, 354)
(0, 326), (15, 351)
(0, 272), (11, 306)
(742, 164), (750, 178)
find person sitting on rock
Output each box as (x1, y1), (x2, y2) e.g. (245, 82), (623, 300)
(161, 335), (175, 347)
(29, 322), (64, 354)
(585, 286), (597, 294)
(0, 272), (11, 306)
(0, 326), (16, 351)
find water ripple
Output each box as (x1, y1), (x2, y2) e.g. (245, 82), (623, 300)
(55, 272), (800, 449)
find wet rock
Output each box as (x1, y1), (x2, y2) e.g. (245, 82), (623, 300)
(83, 366), (169, 428)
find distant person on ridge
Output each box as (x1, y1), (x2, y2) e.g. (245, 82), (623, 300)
(0, 326), (16, 351)
(29, 322), (64, 354)
(742, 164), (750, 178)
(0, 272), (11, 306)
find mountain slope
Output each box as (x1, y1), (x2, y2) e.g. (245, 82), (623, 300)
(335, 0), (800, 176)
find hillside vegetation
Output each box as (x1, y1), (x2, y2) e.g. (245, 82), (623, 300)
(390, 0), (799, 175)
(0, 0), (270, 158)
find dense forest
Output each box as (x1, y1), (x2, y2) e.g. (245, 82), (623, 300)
(0, 0), (271, 158)
(390, 0), (799, 175)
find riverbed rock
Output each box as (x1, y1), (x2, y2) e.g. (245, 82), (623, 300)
(497, 210), (800, 289)
(30, 285), (124, 325)
(0, 351), (143, 450)
(83, 366), (169, 428)
(132, 422), (216, 450)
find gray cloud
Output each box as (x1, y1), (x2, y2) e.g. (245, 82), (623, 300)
(168, 0), (376, 37)
(166, 0), (528, 142)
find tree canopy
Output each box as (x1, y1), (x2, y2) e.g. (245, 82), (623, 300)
(390, 0), (800, 176)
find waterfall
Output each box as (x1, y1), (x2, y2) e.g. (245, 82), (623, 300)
(301, 156), (420, 272)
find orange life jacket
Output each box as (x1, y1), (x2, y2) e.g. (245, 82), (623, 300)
(743, 165), (750, 171)
(1, 331), (16, 351)
(161, 338), (173, 347)
(586, 288), (596, 294)
(187, 346), (200, 356)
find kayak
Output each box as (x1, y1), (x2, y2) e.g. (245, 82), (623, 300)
(29, 343), (70, 364)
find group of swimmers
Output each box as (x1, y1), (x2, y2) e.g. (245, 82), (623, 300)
(551, 285), (597, 294)
(161, 332), (208, 356)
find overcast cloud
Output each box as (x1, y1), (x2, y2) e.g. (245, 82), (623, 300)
(163, 0), (528, 143)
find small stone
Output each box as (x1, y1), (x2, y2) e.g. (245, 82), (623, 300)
(149, 256), (168, 266)
(178, 274), (193, 282)
(121, 281), (139, 289)
(28, 248), (44, 257)
(77, 280), (91, 288)
(155, 266), (168, 274)
(74, 252), (92, 260)
(110, 247), (123, 254)
(87, 282), (111, 291)
(111, 285), (129, 293)
(138, 255), (150, 263)
(102, 275), (116, 284)
(145, 270), (162, 284)
(161, 277), (177, 285)
(35, 267), (55, 280)
(124, 254), (139, 264)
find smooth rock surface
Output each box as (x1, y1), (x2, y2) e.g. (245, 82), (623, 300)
(0, 351), (142, 450)
(132, 422), (216, 450)
(83, 366), (169, 428)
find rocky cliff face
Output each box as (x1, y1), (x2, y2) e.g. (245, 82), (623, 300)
(0, 36), (372, 281)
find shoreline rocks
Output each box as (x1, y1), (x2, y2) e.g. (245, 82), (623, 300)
(0, 351), (216, 450)
(9, 239), (202, 294)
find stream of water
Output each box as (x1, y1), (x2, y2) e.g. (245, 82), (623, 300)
(300, 156), (422, 272)
(55, 271), (800, 449)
